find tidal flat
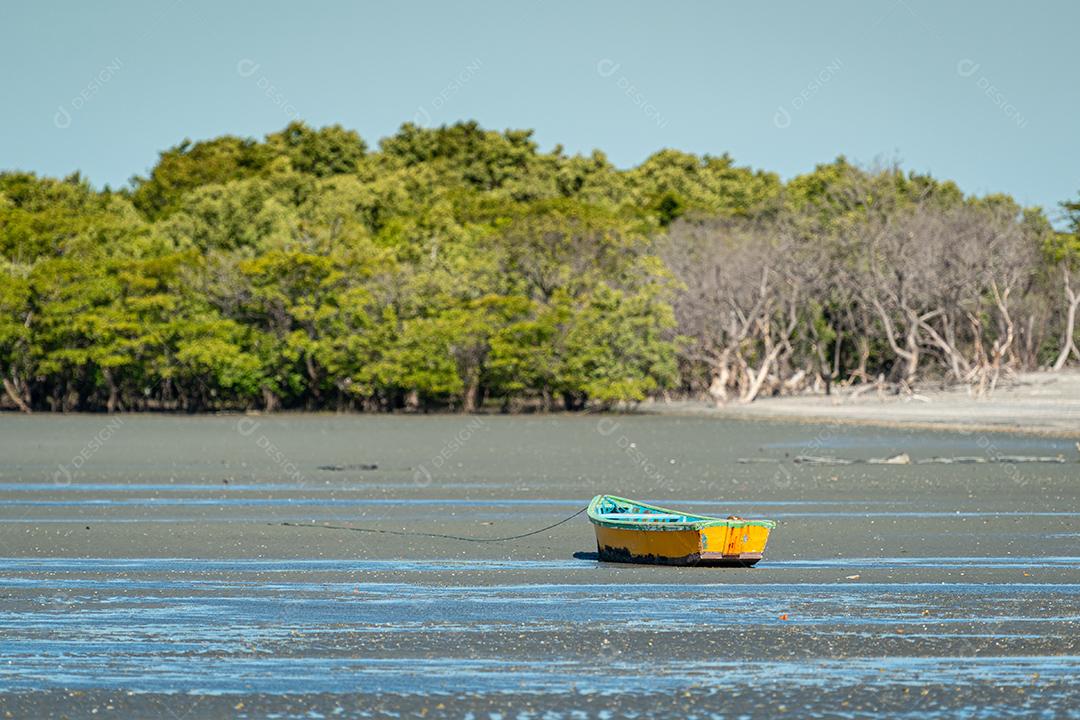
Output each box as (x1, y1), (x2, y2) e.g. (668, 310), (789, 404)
(0, 414), (1077, 718)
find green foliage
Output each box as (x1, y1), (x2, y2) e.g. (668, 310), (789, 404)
(131, 136), (271, 221)
(266, 122), (367, 178)
(0, 172), (150, 261)
(0, 259), (33, 392)
(1062, 191), (1080, 236)
(379, 121), (538, 193)
(0, 120), (1065, 412)
(560, 280), (678, 404)
(1044, 231), (1080, 268)
(627, 150), (781, 219)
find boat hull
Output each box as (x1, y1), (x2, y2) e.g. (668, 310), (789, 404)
(593, 523), (769, 567)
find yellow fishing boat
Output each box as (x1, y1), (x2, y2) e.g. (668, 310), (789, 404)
(587, 494), (775, 566)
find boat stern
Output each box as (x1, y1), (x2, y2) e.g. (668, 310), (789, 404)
(699, 522), (771, 566)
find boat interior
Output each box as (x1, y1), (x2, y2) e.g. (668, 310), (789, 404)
(593, 497), (698, 524)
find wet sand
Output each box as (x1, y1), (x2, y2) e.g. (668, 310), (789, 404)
(1, 414), (1078, 718)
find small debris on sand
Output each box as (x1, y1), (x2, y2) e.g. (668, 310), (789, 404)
(995, 455), (1066, 464)
(794, 455), (854, 465)
(868, 453), (911, 465)
(773, 453), (1068, 466)
(917, 455), (1065, 464)
(317, 463), (379, 472)
(917, 456), (988, 464)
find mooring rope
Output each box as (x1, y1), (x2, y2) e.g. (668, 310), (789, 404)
(272, 505), (588, 543)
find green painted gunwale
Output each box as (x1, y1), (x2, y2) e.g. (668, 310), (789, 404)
(587, 494), (777, 532)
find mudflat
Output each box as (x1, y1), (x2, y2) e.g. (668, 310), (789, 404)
(1, 414), (1078, 718)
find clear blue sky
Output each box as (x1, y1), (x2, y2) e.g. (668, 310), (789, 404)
(2, 0), (1077, 222)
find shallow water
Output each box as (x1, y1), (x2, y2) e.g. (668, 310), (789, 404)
(0, 414), (1077, 718)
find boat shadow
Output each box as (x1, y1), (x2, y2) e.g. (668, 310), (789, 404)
(572, 550), (760, 568)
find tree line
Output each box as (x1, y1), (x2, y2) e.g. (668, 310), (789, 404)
(1, 121), (1077, 413)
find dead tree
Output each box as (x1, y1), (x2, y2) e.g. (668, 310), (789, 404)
(1052, 265), (1080, 370)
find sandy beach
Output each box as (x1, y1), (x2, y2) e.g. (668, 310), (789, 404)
(651, 370), (1080, 437)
